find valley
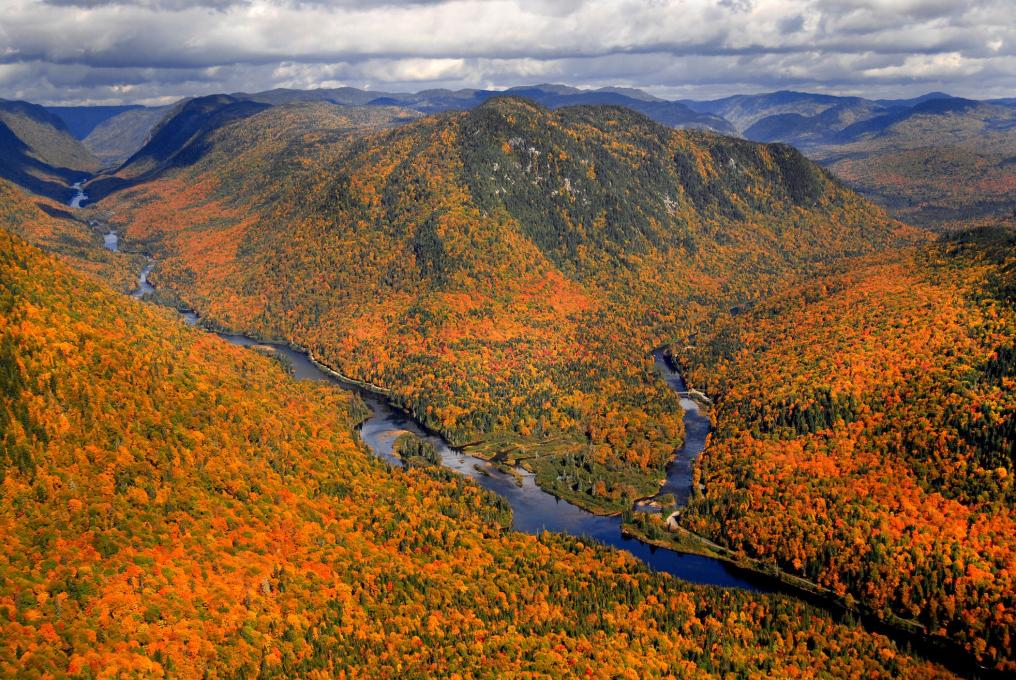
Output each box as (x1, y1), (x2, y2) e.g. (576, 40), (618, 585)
(0, 78), (1012, 677)
(0, 194), (958, 678)
(91, 205), (1002, 676)
(94, 96), (905, 518)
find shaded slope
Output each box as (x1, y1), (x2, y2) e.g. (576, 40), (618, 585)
(744, 99), (889, 147)
(0, 121), (79, 201)
(84, 95), (271, 200)
(84, 97), (420, 201)
(82, 106), (171, 167)
(0, 100), (101, 201)
(684, 90), (880, 133)
(0, 99), (100, 172)
(834, 97), (987, 141)
(44, 105), (142, 139)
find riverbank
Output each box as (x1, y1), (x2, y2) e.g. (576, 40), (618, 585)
(620, 516), (996, 677)
(91, 228), (990, 677)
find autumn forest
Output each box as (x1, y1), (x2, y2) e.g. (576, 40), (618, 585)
(0, 67), (1013, 679)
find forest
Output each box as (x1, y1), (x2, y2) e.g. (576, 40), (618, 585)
(0, 0), (1013, 671)
(0, 206), (952, 677)
(673, 225), (1016, 670)
(0, 179), (139, 291)
(97, 97), (908, 514)
(6, 94), (1011, 674)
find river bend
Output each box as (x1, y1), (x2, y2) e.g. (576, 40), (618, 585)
(77, 202), (986, 677)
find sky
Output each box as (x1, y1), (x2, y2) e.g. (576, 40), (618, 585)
(0, 0), (1013, 105)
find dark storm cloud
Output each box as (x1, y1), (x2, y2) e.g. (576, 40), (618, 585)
(0, 0), (1012, 105)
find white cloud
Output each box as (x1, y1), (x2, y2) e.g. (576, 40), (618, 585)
(0, 0), (1011, 104)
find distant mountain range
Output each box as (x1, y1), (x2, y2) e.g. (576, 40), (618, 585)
(27, 84), (737, 177)
(0, 83), (1007, 227)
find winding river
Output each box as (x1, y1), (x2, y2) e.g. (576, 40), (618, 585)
(95, 226), (985, 677)
(68, 181), (89, 209)
(119, 254), (764, 589)
(219, 334), (764, 588)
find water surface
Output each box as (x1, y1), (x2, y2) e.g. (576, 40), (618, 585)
(68, 181), (88, 209)
(212, 332), (765, 590)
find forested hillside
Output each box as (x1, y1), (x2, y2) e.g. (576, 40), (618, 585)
(0, 179), (138, 290)
(681, 91), (1016, 232)
(674, 226), (1016, 670)
(817, 101), (1016, 231)
(0, 219), (953, 678)
(100, 97), (908, 513)
(759, 98), (1016, 231)
(0, 100), (101, 202)
(82, 106), (171, 167)
(0, 100), (99, 174)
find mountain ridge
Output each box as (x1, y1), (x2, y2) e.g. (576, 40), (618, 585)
(98, 96), (907, 516)
(0, 98), (101, 202)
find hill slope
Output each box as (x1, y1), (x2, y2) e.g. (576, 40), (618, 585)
(0, 100), (101, 201)
(0, 100), (100, 172)
(100, 97), (907, 514)
(0, 214), (951, 677)
(815, 101), (1016, 230)
(84, 95), (270, 199)
(44, 105), (142, 140)
(684, 91), (1015, 231)
(0, 178), (137, 290)
(86, 97), (418, 201)
(673, 226), (1016, 670)
(82, 106), (171, 167)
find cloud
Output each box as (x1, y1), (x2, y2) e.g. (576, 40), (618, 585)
(0, 0), (1012, 104)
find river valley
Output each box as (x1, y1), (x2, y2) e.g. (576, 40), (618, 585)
(107, 235), (765, 588)
(89, 216), (989, 677)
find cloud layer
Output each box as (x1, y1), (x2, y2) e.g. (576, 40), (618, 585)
(0, 0), (1012, 104)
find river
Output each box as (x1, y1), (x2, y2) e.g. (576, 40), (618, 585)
(217, 334), (765, 589)
(68, 181), (120, 250)
(115, 255), (763, 589)
(68, 181), (88, 209)
(99, 231), (986, 676)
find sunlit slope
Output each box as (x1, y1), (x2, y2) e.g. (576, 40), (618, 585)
(677, 226), (1016, 670)
(0, 227), (953, 678)
(0, 179), (138, 290)
(102, 96), (910, 513)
